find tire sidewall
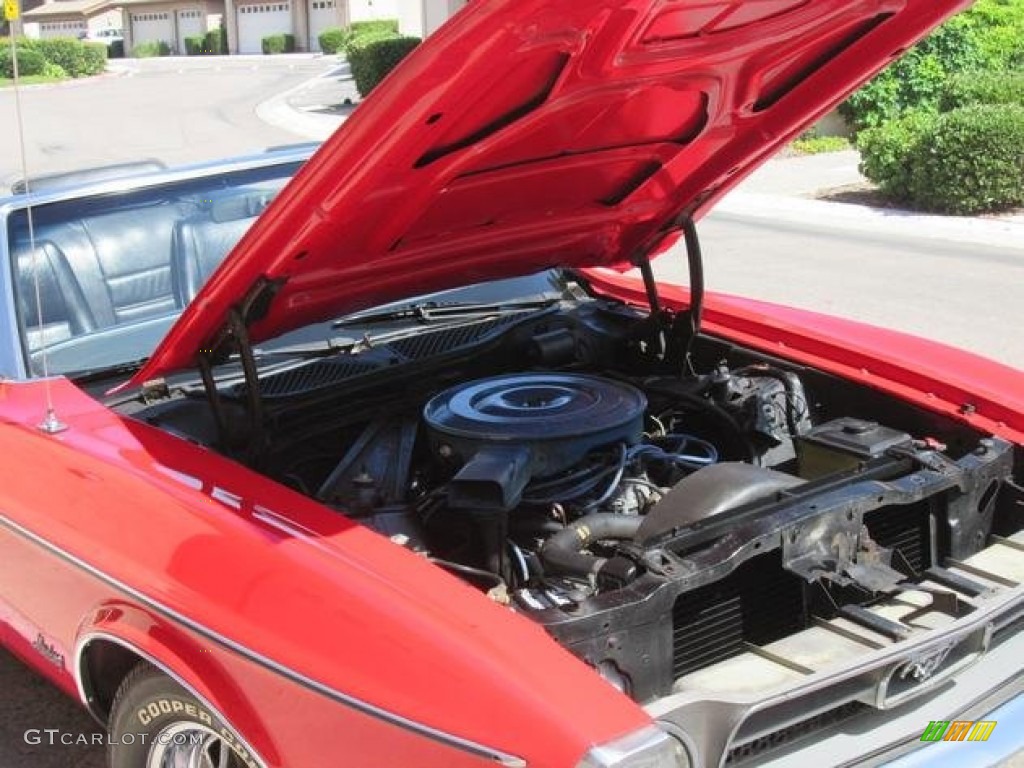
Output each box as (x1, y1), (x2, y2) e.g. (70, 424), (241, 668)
(108, 666), (260, 768)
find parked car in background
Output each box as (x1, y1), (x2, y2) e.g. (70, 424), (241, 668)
(2, 1), (1023, 767)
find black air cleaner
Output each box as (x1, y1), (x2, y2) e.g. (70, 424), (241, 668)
(424, 373), (646, 510)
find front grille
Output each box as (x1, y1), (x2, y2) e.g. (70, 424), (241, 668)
(864, 502), (931, 574)
(671, 554), (805, 679)
(725, 701), (868, 765)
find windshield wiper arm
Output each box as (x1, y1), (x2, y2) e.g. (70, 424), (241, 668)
(331, 297), (559, 327)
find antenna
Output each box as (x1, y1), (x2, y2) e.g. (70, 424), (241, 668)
(7, 11), (67, 434)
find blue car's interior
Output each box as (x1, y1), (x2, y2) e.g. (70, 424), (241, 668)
(7, 163), (297, 374)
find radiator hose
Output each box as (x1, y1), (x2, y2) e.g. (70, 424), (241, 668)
(540, 513), (642, 577)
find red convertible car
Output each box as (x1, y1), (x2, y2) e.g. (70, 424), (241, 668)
(3, 1), (1024, 767)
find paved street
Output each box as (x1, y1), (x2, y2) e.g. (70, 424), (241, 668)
(1, 57), (1023, 768)
(0, 55), (334, 189)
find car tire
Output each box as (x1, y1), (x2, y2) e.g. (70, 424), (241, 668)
(108, 662), (254, 768)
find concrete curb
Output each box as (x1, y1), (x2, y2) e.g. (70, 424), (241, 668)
(255, 70), (348, 141)
(714, 191), (1024, 253)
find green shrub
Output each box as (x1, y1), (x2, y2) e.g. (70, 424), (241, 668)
(204, 27), (227, 55)
(132, 41), (170, 58)
(905, 105), (1024, 214)
(841, 14), (984, 130)
(23, 37), (105, 77)
(184, 34), (207, 55)
(857, 110), (937, 200)
(261, 33), (295, 54)
(940, 69), (1024, 111)
(0, 46), (46, 78)
(347, 35), (419, 97)
(80, 42), (107, 74)
(40, 61), (66, 78)
(318, 26), (347, 54)
(349, 19), (398, 39)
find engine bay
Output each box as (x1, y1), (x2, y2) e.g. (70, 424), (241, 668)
(124, 283), (1023, 705)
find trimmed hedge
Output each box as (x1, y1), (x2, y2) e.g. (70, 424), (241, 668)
(204, 27), (227, 55)
(860, 105), (1024, 214)
(133, 41), (171, 58)
(0, 46), (46, 78)
(318, 26), (347, 54)
(857, 110), (937, 200)
(347, 35), (419, 97)
(939, 69), (1024, 111)
(349, 19), (398, 39)
(184, 34), (207, 56)
(905, 105), (1024, 214)
(23, 37), (106, 76)
(261, 33), (295, 54)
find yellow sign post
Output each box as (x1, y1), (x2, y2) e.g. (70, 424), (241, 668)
(3, 0), (19, 21)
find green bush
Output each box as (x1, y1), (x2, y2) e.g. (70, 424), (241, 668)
(349, 19), (398, 39)
(204, 27), (227, 55)
(790, 133), (850, 155)
(318, 26), (347, 54)
(347, 35), (420, 97)
(41, 61), (66, 78)
(0, 46), (46, 78)
(184, 34), (206, 56)
(841, 15), (984, 130)
(940, 69), (1024, 111)
(857, 110), (937, 200)
(132, 41), (170, 58)
(261, 33), (295, 54)
(80, 42), (107, 74)
(23, 37), (105, 77)
(905, 105), (1024, 214)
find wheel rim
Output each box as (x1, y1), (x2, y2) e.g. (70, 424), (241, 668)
(146, 722), (235, 768)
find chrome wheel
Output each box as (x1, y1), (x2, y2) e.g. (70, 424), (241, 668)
(146, 722), (236, 768)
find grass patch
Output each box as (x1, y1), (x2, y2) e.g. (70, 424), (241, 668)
(0, 73), (67, 87)
(790, 134), (851, 154)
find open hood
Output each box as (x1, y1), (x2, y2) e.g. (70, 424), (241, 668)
(127, 0), (968, 387)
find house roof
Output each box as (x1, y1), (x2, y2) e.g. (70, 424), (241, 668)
(22, 0), (112, 18)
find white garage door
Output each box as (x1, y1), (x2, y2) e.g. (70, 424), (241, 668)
(176, 8), (205, 52)
(39, 20), (87, 39)
(237, 3), (292, 54)
(307, 0), (337, 52)
(131, 11), (174, 48)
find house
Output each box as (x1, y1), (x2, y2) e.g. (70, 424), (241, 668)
(222, 0), (394, 55)
(120, 0), (224, 54)
(397, 0), (465, 38)
(21, 0), (122, 41)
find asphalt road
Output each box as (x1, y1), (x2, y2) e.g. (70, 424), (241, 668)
(0, 55), (333, 190)
(1, 56), (1023, 768)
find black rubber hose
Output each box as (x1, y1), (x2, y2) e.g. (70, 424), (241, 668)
(540, 513), (643, 577)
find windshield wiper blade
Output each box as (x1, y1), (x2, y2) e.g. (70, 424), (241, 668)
(70, 357), (149, 382)
(331, 297), (559, 328)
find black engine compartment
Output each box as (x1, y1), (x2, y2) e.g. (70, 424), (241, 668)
(124, 289), (1022, 704)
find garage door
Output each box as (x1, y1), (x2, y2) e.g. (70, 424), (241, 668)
(176, 8), (205, 52)
(237, 3), (291, 54)
(39, 20), (87, 39)
(131, 11), (174, 48)
(307, 0), (337, 52)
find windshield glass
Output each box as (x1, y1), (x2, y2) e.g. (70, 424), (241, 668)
(6, 161), (299, 377)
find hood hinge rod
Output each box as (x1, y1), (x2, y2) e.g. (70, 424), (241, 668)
(681, 217), (705, 372)
(227, 308), (267, 466)
(198, 350), (229, 446)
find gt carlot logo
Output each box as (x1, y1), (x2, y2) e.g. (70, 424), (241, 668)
(920, 721), (997, 742)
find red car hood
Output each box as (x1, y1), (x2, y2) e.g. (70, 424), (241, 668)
(128, 0), (968, 387)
